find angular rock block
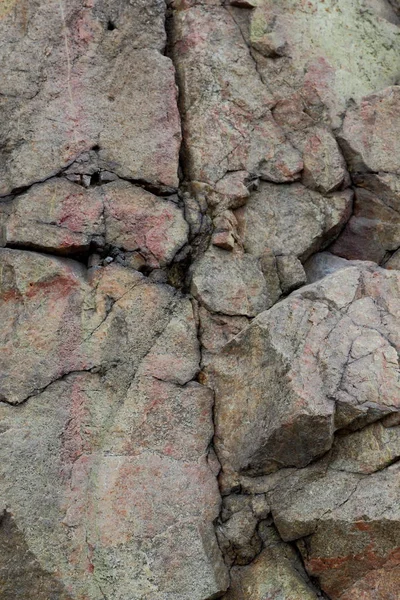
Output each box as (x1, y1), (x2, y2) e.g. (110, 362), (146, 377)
(171, 5), (303, 197)
(339, 86), (400, 175)
(191, 246), (281, 317)
(224, 527), (319, 600)
(0, 0), (181, 195)
(0, 249), (229, 599)
(270, 458), (400, 600)
(208, 264), (400, 479)
(236, 182), (352, 261)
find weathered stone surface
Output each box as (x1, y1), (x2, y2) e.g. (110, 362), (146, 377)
(0, 179), (188, 267)
(171, 5), (303, 198)
(276, 254), (307, 294)
(3, 0), (400, 597)
(0, 179), (104, 254)
(0, 511), (73, 600)
(301, 127), (348, 194)
(0, 249), (229, 598)
(251, 1), (400, 128)
(269, 460), (400, 600)
(389, 0), (400, 16)
(0, 249), (92, 404)
(191, 246), (281, 317)
(236, 182), (352, 261)
(211, 210), (238, 251)
(304, 251), (375, 283)
(0, 0), (180, 195)
(216, 496), (262, 566)
(208, 264), (400, 481)
(386, 248), (400, 269)
(223, 525), (319, 600)
(339, 86), (400, 174)
(329, 421), (400, 474)
(331, 172), (400, 264)
(199, 306), (249, 355)
(103, 181), (189, 268)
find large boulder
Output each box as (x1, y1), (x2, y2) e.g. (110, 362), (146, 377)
(0, 249), (229, 599)
(170, 4), (303, 198)
(0, 0), (180, 195)
(207, 264), (400, 482)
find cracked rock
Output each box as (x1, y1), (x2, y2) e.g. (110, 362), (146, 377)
(216, 498), (262, 566)
(208, 264), (400, 481)
(0, 178), (105, 255)
(0, 0), (180, 196)
(331, 172), (400, 264)
(191, 246), (281, 317)
(0, 248), (229, 598)
(223, 525), (319, 600)
(170, 4), (303, 202)
(276, 254), (307, 294)
(236, 182), (352, 262)
(0, 179), (189, 268)
(269, 460), (400, 600)
(339, 86), (400, 174)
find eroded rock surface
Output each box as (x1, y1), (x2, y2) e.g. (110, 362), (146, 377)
(207, 265), (400, 481)
(1, 0), (400, 598)
(332, 87), (400, 264)
(0, 249), (228, 599)
(0, 0), (181, 194)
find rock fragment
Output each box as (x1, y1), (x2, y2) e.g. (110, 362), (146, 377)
(191, 246), (281, 317)
(236, 182), (352, 261)
(223, 525), (319, 600)
(0, 250), (229, 598)
(208, 264), (400, 480)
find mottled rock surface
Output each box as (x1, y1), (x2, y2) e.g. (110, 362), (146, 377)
(332, 88), (400, 264)
(208, 265), (400, 480)
(0, 249), (228, 599)
(0, 0), (181, 194)
(1, 0), (400, 598)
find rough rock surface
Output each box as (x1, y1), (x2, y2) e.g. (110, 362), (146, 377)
(1, 0), (400, 598)
(224, 525), (320, 600)
(331, 88), (400, 264)
(0, 0), (181, 194)
(207, 264), (400, 483)
(0, 249), (228, 599)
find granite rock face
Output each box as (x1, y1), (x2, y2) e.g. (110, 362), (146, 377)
(207, 265), (400, 480)
(0, 0), (181, 195)
(1, 0), (400, 599)
(0, 248), (228, 599)
(332, 88), (400, 264)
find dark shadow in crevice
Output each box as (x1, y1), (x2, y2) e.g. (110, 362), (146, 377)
(0, 511), (73, 600)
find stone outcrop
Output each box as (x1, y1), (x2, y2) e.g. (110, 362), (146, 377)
(331, 88), (400, 264)
(1, 0), (400, 599)
(0, 248), (228, 599)
(207, 264), (400, 482)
